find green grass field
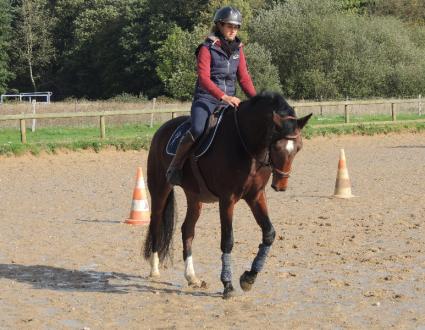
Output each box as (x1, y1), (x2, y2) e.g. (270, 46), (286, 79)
(0, 114), (424, 156)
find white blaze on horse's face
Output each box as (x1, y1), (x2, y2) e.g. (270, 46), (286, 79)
(271, 137), (301, 192)
(286, 140), (295, 153)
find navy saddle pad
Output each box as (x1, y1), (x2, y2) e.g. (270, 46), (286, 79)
(166, 109), (224, 158)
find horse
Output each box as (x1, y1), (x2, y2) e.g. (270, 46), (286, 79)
(144, 91), (312, 298)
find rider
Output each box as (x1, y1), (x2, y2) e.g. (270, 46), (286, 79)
(166, 6), (257, 185)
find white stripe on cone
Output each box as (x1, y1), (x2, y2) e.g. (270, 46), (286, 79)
(136, 179), (146, 189)
(132, 199), (149, 212)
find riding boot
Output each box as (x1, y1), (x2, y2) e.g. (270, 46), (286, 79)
(166, 131), (196, 186)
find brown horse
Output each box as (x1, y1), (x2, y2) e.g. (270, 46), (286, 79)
(144, 92), (311, 298)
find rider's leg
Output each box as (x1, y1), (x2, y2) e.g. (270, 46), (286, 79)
(166, 131), (195, 186)
(166, 99), (215, 186)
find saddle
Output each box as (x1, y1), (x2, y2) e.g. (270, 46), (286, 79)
(166, 107), (225, 158)
(166, 106), (227, 203)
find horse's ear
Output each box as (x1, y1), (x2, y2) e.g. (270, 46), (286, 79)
(272, 111), (283, 128)
(297, 113), (313, 130)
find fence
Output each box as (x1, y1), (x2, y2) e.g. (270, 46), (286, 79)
(0, 98), (423, 144)
(0, 92), (53, 104)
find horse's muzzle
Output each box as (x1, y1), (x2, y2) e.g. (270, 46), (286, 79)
(271, 173), (289, 192)
(271, 183), (286, 192)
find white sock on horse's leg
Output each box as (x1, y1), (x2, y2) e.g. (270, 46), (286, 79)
(184, 255), (201, 286)
(149, 252), (160, 277)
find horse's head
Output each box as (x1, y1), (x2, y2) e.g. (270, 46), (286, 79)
(235, 92), (312, 191)
(269, 104), (312, 192)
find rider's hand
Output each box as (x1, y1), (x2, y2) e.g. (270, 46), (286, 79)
(221, 94), (241, 108)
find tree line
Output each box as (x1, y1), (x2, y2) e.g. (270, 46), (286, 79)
(1, 0), (425, 101)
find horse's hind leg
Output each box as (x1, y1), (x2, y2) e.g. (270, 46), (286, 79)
(181, 193), (205, 288)
(146, 184), (173, 278)
(240, 191), (276, 291)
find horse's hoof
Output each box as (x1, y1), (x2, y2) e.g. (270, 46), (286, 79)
(240, 271), (257, 292)
(223, 283), (236, 299)
(149, 272), (160, 279)
(188, 279), (208, 289)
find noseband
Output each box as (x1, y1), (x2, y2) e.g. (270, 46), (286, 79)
(233, 108), (299, 176)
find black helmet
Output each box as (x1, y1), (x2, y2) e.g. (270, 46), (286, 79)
(213, 6), (242, 26)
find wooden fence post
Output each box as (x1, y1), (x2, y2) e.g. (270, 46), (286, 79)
(150, 97), (156, 128)
(391, 103), (396, 121)
(20, 119), (27, 144)
(344, 103), (349, 123)
(171, 112), (175, 119)
(100, 115), (106, 139)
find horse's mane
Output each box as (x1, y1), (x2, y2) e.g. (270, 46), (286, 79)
(239, 91), (298, 141)
(241, 91), (295, 117)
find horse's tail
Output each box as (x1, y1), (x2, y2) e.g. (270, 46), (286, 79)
(144, 189), (176, 263)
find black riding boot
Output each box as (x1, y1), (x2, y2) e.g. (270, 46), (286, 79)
(166, 131), (196, 186)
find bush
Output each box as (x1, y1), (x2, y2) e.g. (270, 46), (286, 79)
(108, 92), (148, 103)
(156, 25), (206, 100)
(238, 42), (282, 97)
(250, 0), (425, 99)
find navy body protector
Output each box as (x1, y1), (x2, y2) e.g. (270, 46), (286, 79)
(193, 35), (241, 103)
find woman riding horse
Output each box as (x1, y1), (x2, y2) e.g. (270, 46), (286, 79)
(145, 6), (312, 299)
(166, 6), (256, 186)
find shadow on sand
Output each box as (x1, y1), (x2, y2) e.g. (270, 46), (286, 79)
(0, 263), (219, 298)
(391, 145), (425, 149)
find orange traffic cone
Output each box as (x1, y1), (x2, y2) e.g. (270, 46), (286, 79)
(125, 167), (150, 225)
(333, 149), (355, 199)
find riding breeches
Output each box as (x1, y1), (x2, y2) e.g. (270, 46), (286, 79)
(189, 98), (221, 140)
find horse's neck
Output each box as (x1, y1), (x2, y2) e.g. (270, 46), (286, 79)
(238, 106), (272, 156)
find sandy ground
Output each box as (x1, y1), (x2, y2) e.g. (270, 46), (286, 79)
(0, 133), (424, 329)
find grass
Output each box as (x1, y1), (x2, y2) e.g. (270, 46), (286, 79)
(0, 124), (160, 156)
(0, 115), (424, 156)
(310, 113), (422, 125)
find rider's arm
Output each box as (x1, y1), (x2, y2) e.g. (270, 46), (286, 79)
(197, 45), (226, 100)
(237, 47), (256, 98)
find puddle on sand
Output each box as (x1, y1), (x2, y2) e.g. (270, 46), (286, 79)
(60, 319), (86, 329)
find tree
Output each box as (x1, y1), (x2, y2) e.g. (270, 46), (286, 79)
(369, 0), (425, 25)
(156, 25), (207, 100)
(57, 0), (124, 98)
(337, 0), (371, 13)
(241, 42), (282, 96)
(250, 0), (425, 99)
(0, 0), (13, 94)
(12, 0), (55, 92)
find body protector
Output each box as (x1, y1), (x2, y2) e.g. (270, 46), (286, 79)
(193, 35), (241, 103)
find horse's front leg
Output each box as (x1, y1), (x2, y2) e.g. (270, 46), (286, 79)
(181, 194), (205, 288)
(219, 198), (236, 299)
(240, 191), (275, 291)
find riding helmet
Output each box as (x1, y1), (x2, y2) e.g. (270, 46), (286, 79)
(213, 6), (242, 26)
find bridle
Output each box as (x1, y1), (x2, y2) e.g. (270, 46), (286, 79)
(233, 107), (299, 177)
